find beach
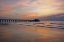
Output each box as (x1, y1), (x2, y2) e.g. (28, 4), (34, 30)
(0, 22), (64, 42)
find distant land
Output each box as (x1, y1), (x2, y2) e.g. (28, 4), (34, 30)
(39, 13), (64, 21)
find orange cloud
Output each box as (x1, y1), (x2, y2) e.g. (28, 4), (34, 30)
(20, 12), (39, 18)
(0, 1), (20, 15)
(0, 0), (63, 18)
(0, 2), (15, 15)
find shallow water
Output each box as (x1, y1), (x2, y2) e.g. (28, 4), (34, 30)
(0, 21), (64, 42)
(12, 21), (64, 29)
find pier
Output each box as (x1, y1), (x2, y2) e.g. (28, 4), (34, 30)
(0, 19), (40, 25)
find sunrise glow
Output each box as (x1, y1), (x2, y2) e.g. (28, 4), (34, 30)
(0, 0), (64, 19)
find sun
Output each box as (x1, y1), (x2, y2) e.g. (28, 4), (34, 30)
(39, 6), (55, 13)
(36, 6), (56, 16)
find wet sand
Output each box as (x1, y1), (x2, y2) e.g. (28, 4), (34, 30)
(0, 25), (64, 42)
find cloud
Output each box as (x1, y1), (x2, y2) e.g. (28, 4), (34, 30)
(0, 0), (20, 15)
(18, 12), (39, 19)
(0, 0), (64, 19)
(0, 2), (13, 15)
(17, 0), (63, 7)
(16, 0), (40, 7)
(39, 13), (64, 21)
(17, 0), (64, 13)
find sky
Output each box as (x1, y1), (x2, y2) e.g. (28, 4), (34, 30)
(0, 0), (64, 19)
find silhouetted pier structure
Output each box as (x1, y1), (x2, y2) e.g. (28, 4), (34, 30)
(0, 19), (40, 25)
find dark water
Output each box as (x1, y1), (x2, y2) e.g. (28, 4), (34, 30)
(0, 21), (64, 42)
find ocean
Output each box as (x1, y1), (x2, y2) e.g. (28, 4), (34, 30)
(0, 21), (64, 42)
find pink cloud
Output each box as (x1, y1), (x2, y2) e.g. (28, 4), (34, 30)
(0, 0), (63, 18)
(0, 3), (15, 15)
(16, 12), (39, 19)
(0, 0), (20, 15)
